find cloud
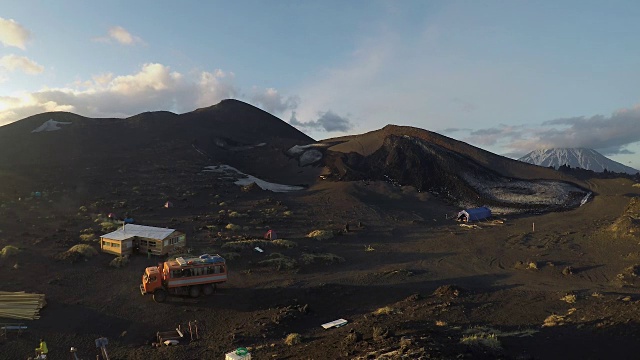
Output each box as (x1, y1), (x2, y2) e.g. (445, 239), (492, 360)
(195, 69), (238, 108)
(0, 54), (44, 74)
(440, 127), (470, 134)
(287, 29), (396, 137)
(0, 17), (31, 50)
(250, 87), (299, 114)
(451, 97), (476, 112)
(463, 106), (640, 157)
(289, 110), (353, 132)
(0, 63), (238, 125)
(94, 26), (143, 45)
(465, 125), (525, 147)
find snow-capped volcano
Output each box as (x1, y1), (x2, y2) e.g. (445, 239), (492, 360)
(518, 148), (638, 175)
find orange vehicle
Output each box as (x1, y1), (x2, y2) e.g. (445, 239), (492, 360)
(140, 254), (227, 302)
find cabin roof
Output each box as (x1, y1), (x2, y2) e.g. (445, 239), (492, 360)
(101, 224), (176, 241)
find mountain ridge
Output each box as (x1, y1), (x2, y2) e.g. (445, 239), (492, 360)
(0, 99), (318, 185)
(322, 126), (589, 212)
(518, 148), (638, 175)
(0, 102), (592, 212)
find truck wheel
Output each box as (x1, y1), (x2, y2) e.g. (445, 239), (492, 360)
(153, 289), (167, 303)
(189, 286), (201, 298)
(202, 284), (214, 296)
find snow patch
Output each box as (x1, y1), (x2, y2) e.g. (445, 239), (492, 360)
(203, 165), (305, 192)
(287, 143), (329, 154)
(32, 119), (72, 133)
(287, 143), (327, 166)
(299, 150), (323, 166)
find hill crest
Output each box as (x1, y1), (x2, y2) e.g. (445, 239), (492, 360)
(321, 126), (588, 213)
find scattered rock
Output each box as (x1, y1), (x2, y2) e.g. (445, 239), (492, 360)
(372, 326), (390, 341)
(434, 285), (463, 298)
(399, 336), (413, 347)
(241, 182), (261, 192)
(343, 330), (362, 345)
(404, 293), (421, 302)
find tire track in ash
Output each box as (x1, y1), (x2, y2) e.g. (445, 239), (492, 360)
(577, 266), (610, 284)
(421, 255), (456, 279)
(434, 253), (499, 277)
(471, 253), (509, 275)
(489, 257), (505, 270)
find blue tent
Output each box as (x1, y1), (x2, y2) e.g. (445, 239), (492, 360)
(457, 207), (491, 222)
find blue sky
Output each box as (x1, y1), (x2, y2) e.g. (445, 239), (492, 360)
(2, 1), (640, 169)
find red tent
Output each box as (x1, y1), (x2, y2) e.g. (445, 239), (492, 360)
(264, 229), (278, 240)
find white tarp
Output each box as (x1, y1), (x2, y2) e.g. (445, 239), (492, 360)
(321, 318), (348, 329)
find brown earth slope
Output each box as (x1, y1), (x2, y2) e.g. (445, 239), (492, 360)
(322, 126), (589, 213)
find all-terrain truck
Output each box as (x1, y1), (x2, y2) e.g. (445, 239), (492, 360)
(140, 254), (227, 302)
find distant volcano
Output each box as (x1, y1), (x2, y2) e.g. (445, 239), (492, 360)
(518, 148), (638, 175)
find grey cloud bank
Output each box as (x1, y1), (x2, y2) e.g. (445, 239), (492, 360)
(289, 110), (353, 133)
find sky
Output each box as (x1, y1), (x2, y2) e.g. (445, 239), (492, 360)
(2, 1), (640, 170)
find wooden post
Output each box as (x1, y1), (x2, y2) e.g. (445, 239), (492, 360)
(532, 222), (535, 232)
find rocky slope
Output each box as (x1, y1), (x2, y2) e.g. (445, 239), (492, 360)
(321, 126), (589, 213)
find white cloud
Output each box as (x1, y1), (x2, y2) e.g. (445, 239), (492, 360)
(0, 17), (31, 50)
(94, 26), (143, 45)
(282, 33), (396, 139)
(0, 61), (313, 130)
(462, 105), (640, 157)
(250, 87), (299, 114)
(0, 54), (44, 74)
(0, 63), (238, 125)
(291, 33), (392, 133)
(93, 73), (114, 85)
(110, 63), (180, 94)
(195, 70), (238, 108)
(109, 26), (137, 44)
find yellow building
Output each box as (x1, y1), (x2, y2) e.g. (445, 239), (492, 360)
(100, 224), (186, 256)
